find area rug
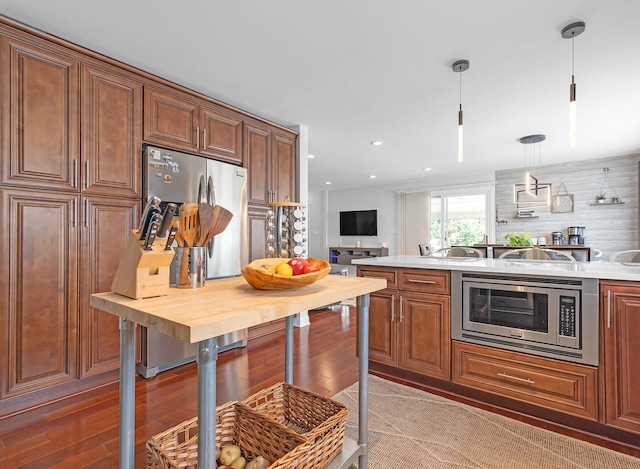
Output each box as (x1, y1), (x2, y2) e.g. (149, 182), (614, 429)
(332, 375), (640, 468)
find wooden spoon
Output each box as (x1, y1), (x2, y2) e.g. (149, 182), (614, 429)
(202, 205), (233, 245)
(196, 203), (214, 247)
(179, 203), (199, 248)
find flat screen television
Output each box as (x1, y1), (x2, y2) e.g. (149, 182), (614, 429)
(340, 210), (377, 236)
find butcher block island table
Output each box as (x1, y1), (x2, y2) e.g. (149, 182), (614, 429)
(90, 274), (386, 469)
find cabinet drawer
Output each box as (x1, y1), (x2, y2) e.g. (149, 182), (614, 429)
(357, 266), (396, 289)
(398, 269), (449, 295)
(453, 341), (597, 420)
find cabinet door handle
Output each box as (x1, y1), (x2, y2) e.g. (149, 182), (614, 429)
(84, 161), (89, 189)
(196, 126), (200, 149)
(408, 279), (437, 284)
(390, 295), (395, 321)
(498, 372), (535, 384)
(202, 128), (207, 149)
(607, 290), (611, 329)
(83, 199), (88, 227)
(73, 159), (78, 188)
(399, 296), (404, 323)
(72, 198), (77, 227)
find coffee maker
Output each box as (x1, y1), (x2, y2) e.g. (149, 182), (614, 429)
(567, 226), (585, 245)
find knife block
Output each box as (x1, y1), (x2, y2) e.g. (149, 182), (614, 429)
(111, 230), (175, 299)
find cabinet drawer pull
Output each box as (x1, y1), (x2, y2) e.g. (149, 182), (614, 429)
(408, 279), (437, 284)
(498, 372), (535, 384)
(390, 295), (395, 321)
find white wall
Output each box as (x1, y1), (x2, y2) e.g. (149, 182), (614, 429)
(308, 170), (495, 262)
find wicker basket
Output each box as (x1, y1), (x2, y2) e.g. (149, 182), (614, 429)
(242, 383), (348, 469)
(146, 401), (310, 469)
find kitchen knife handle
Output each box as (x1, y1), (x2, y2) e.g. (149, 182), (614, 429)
(164, 225), (178, 250)
(144, 219), (160, 250)
(157, 203), (177, 237)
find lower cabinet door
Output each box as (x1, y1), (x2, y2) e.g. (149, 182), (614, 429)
(368, 290), (398, 367)
(399, 292), (450, 379)
(0, 188), (79, 399)
(453, 341), (598, 420)
(79, 196), (139, 377)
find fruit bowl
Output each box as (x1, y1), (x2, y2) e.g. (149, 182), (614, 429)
(241, 258), (331, 290)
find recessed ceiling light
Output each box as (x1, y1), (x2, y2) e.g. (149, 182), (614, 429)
(307, 154), (315, 159)
(371, 140), (383, 146)
(423, 167), (432, 171)
(370, 175), (377, 179)
(325, 181), (331, 185)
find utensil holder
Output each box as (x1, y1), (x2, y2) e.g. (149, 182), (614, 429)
(111, 230), (175, 299)
(175, 247), (206, 289)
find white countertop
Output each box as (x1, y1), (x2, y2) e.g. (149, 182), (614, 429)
(352, 255), (640, 282)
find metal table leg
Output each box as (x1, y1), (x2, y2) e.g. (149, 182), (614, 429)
(197, 337), (218, 469)
(358, 293), (370, 469)
(119, 318), (137, 469)
(284, 315), (294, 384)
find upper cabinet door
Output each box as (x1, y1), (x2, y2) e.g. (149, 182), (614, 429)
(244, 122), (271, 206)
(0, 36), (79, 190)
(143, 86), (199, 152)
(200, 104), (243, 165)
(81, 64), (142, 198)
(272, 131), (296, 203)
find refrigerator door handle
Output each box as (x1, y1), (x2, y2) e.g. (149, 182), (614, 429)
(197, 175), (207, 204)
(207, 176), (215, 259)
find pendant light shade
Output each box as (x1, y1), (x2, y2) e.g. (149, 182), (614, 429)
(562, 21), (586, 146)
(452, 59), (469, 162)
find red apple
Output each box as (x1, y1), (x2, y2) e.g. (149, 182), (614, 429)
(303, 260), (322, 274)
(287, 257), (308, 275)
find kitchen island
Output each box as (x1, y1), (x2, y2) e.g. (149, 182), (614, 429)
(90, 274), (386, 469)
(353, 255), (640, 457)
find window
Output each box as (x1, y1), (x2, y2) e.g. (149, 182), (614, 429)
(430, 186), (494, 250)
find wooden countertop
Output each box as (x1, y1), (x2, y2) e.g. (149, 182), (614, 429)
(90, 275), (386, 344)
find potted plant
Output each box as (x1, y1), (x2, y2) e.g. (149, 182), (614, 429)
(596, 192), (606, 204)
(504, 232), (533, 246)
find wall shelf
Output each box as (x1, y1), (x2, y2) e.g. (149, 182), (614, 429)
(589, 202), (626, 206)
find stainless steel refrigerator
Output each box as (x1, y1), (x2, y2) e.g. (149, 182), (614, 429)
(137, 144), (249, 378)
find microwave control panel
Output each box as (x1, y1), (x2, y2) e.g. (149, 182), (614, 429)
(559, 296), (576, 337)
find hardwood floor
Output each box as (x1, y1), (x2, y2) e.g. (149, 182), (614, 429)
(0, 306), (358, 469)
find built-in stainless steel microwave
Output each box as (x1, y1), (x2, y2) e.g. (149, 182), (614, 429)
(451, 271), (599, 366)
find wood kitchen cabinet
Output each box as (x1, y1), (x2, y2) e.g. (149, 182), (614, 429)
(600, 281), (640, 434)
(0, 188), (79, 399)
(79, 196), (139, 377)
(0, 34), (80, 190)
(358, 266), (451, 380)
(1, 36), (142, 198)
(244, 120), (297, 207)
(143, 85), (244, 165)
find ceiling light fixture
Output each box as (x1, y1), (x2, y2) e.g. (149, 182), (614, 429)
(325, 181), (331, 185)
(371, 140), (383, 146)
(423, 167), (432, 172)
(452, 59), (469, 163)
(513, 134), (551, 208)
(369, 175), (377, 179)
(307, 154), (315, 159)
(561, 21), (586, 146)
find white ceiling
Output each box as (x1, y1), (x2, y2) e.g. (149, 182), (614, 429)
(1, 1), (639, 192)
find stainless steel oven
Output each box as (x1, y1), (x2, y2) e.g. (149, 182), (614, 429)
(452, 271), (598, 366)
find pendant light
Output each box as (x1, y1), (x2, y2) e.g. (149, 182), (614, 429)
(452, 59), (469, 162)
(520, 134), (545, 196)
(561, 21), (586, 146)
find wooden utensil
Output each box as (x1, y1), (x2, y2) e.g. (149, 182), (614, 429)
(179, 203), (199, 248)
(196, 203), (214, 247)
(201, 205), (233, 245)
